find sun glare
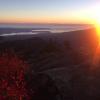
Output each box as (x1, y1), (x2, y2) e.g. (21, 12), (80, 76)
(91, 6), (100, 67)
(95, 23), (100, 40)
(92, 23), (100, 67)
(92, 6), (100, 40)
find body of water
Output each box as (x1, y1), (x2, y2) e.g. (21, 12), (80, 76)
(0, 24), (92, 36)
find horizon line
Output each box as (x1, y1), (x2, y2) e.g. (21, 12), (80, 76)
(0, 22), (93, 25)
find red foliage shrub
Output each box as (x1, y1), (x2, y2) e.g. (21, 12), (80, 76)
(0, 50), (30, 100)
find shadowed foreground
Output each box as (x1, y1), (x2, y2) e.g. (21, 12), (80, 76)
(0, 28), (99, 100)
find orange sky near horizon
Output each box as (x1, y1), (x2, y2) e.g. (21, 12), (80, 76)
(0, 13), (93, 24)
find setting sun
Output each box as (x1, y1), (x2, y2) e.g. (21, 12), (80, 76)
(95, 23), (100, 39)
(92, 6), (100, 41)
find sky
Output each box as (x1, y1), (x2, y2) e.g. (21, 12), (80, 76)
(0, 0), (100, 24)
